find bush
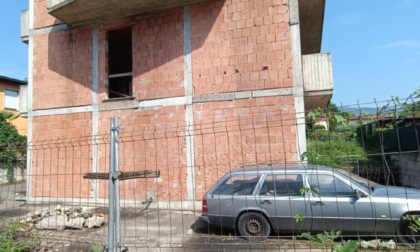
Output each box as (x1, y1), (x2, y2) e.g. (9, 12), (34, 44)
(304, 107), (367, 168)
(306, 139), (367, 168)
(0, 112), (26, 182)
(305, 125), (367, 168)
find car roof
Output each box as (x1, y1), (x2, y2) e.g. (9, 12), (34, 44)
(230, 163), (335, 174)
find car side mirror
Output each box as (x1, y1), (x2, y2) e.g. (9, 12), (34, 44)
(352, 189), (366, 199)
(351, 189), (359, 199)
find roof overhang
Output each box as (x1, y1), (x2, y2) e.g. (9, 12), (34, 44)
(298, 0), (326, 55)
(48, 0), (208, 26)
(0, 75), (27, 85)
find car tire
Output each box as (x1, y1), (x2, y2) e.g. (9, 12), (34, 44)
(237, 212), (271, 241)
(396, 217), (420, 248)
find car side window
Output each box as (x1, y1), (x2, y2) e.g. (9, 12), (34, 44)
(260, 174), (303, 196)
(213, 174), (261, 195)
(308, 174), (353, 197)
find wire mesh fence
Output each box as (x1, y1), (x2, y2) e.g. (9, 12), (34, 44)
(1, 96), (420, 251)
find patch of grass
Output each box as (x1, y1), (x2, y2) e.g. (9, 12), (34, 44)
(299, 230), (358, 252)
(0, 217), (39, 252)
(90, 244), (105, 252)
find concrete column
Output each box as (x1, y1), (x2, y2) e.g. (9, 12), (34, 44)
(289, 0), (307, 161)
(183, 6), (196, 201)
(91, 24), (99, 198)
(26, 0), (35, 200)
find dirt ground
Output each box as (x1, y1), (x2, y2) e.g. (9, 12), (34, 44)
(0, 181), (416, 252)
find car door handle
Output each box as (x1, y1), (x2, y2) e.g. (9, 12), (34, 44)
(311, 201), (325, 206)
(260, 200), (272, 205)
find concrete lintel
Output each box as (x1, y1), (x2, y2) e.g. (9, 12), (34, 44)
(98, 100), (138, 111)
(234, 91), (251, 100)
(193, 93), (234, 103)
(32, 106), (92, 117)
(252, 88), (294, 98)
(139, 96), (190, 108)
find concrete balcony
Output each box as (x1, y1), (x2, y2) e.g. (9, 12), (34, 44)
(302, 53), (334, 110)
(47, 0), (207, 26)
(21, 9), (29, 43)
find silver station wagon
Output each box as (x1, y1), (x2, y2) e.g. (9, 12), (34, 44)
(201, 164), (420, 245)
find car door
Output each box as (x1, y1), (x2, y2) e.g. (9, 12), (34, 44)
(257, 173), (312, 234)
(308, 172), (376, 233)
(207, 173), (262, 228)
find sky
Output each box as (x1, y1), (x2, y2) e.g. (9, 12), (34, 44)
(0, 1), (28, 81)
(322, 0), (420, 106)
(0, 1), (419, 107)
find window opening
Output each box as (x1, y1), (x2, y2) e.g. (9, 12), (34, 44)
(4, 89), (19, 110)
(108, 27), (132, 99)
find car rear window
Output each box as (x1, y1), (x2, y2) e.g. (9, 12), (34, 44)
(212, 174), (261, 195)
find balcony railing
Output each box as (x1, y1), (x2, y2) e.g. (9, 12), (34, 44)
(302, 53), (334, 110)
(47, 0), (206, 26)
(20, 9), (29, 43)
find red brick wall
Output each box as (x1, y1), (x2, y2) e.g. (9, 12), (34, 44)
(34, 0), (63, 29)
(132, 9), (185, 101)
(193, 96), (296, 198)
(96, 106), (187, 200)
(30, 0), (297, 202)
(32, 27), (93, 110)
(31, 113), (92, 198)
(191, 0), (292, 95)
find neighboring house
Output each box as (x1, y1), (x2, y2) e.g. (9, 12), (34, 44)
(347, 115), (420, 128)
(20, 0), (333, 207)
(377, 115), (420, 128)
(0, 75), (27, 135)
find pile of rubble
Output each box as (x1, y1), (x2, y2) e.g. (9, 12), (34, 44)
(360, 239), (396, 250)
(22, 205), (106, 230)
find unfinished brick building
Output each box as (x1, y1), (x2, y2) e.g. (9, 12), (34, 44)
(20, 0), (333, 208)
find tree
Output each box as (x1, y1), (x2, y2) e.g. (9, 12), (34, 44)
(392, 86), (420, 118)
(0, 111), (26, 182)
(328, 102), (340, 114)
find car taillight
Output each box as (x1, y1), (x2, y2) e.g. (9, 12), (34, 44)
(202, 199), (208, 214)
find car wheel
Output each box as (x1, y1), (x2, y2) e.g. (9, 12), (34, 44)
(397, 218), (420, 248)
(237, 212), (271, 241)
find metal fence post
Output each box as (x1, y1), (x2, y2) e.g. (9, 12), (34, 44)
(109, 117), (121, 251)
(83, 117), (159, 251)
(108, 118), (114, 251)
(114, 117), (121, 250)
